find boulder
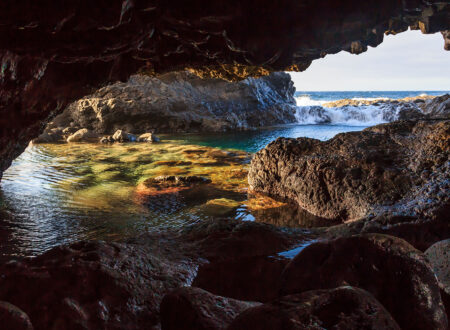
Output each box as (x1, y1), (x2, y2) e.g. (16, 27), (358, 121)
(249, 120), (449, 221)
(0, 301), (34, 330)
(421, 94), (450, 119)
(425, 239), (450, 317)
(279, 234), (448, 330)
(0, 239), (198, 330)
(112, 130), (137, 142)
(66, 128), (99, 143)
(228, 286), (400, 330)
(138, 133), (160, 143)
(160, 287), (260, 330)
(192, 256), (289, 302)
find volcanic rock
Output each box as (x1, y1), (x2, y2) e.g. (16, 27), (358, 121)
(0, 301), (34, 330)
(228, 286), (400, 330)
(425, 239), (450, 317)
(192, 256), (289, 302)
(160, 287), (260, 330)
(66, 128), (99, 143)
(249, 119), (450, 221)
(0, 239), (198, 330)
(41, 71), (296, 135)
(279, 234), (448, 330)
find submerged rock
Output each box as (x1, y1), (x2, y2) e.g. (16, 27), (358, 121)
(279, 234), (448, 330)
(41, 72), (296, 135)
(249, 119), (449, 221)
(160, 287), (260, 330)
(228, 286), (400, 330)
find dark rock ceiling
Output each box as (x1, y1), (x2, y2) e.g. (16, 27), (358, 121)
(0, 0), (449, 178)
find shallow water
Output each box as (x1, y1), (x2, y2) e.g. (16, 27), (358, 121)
(0, 124), (365, 259)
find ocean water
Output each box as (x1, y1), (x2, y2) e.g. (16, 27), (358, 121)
(294, 90), (448, 106)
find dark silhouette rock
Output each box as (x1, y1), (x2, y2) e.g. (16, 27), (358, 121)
(193, 256), (289, 302)
(160, 287), (260, 330)
(0, 301), (33, 330)
(0, 239), (198, 330)
(228, 286), (400, 330)
(279, 234), (448, 330)
(249, 120), (450, 222)
(425, 239), (450, 318)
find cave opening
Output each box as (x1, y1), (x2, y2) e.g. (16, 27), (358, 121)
(0, 2), (448, 329)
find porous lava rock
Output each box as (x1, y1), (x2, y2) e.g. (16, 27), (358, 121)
(38, 71), (297, 136)
(0, 1), (449, 179)
(228, 286), (400, 330)
(249, 119), (450, 221)
(425, 239), (450, 317)
(279, 234), (448, 330)
(160, 287), (260, 330)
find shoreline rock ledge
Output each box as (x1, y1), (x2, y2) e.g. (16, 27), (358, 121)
(34, 71), (297, 143)
(248, 119), (449, 222)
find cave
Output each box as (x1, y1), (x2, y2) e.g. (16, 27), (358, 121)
(0, 1), (449, 329)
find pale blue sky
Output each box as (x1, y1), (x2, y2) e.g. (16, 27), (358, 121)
(289, 30), (450, 91)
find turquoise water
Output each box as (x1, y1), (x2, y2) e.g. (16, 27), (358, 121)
(168, 124), (368, 153)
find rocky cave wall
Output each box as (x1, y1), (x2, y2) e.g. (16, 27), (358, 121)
(0, 0), (449, 179)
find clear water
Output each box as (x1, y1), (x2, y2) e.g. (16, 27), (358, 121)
(168, 124), (367, 153)
(1, 126), (356, 259)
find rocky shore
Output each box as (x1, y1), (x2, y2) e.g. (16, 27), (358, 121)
(33, 71), (296, 144)
(0, 218), (448, 329)
(294, 94), (450, 124)
(249, 119), (449, 222)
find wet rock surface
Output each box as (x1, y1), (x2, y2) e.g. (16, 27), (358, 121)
(279, 234), (448, 330)
(228, 286), (400, 330)
(160, 287), (260, 330)
(249, 119), (450, 222)
(1, 1), (449, 179)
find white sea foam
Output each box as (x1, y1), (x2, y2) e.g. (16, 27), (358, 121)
(295, 95), (328, 106)
(294, 104), (404, 126)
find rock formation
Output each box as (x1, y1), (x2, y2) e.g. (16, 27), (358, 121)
(34, 71), (296, 141)
(279, 234), (448, 330)
(294, 94), (450, 125)
(249, 119), (449, 221)
(0, 1), (449, 178)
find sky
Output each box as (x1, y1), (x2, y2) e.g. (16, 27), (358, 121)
(289, 29), (450, 91)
